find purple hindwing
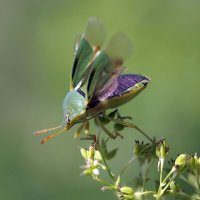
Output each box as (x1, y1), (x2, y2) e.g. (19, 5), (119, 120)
(88, 74), (150, 108)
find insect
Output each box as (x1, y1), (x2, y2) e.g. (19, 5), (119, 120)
(34, 17), (153, 144)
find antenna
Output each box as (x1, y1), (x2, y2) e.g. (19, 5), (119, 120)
(33, 125), (62, 135)
(40, 128), (66, 144)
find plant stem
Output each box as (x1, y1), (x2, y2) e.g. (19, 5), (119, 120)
(97, 144), (116, 181)
(167, 190), (200, 200)
(94, 176), (115, 188)
(119, 156), (136, 176)
(159, 158), (164, 184)
(156, 168), (176, 200)
(135, 191), (155, 198)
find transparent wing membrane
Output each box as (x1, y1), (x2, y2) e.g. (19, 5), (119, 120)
(84, 17), (107, 49)
(105, 32), (133, 62)
(87, 33), (132, 101)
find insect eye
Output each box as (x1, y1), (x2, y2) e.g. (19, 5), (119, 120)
(65, 114), (71, 124)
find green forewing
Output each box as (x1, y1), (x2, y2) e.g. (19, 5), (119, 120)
(71, 17), (107, 89)
(87, 51), (112, 98)
(72, 37), (93, 88)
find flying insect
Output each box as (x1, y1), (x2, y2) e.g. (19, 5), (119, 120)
(34, 17), (152, 144)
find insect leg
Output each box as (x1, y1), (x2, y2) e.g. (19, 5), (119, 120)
(74, 123), (85, 139)
(102, 114), (155, 143)
(80, 134), (97, 143)
(95, 116), (116, 139)
(74, 121), (90, 139)
(84, 121), (90, 134)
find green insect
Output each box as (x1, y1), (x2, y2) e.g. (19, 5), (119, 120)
(34, 17), (152, 144)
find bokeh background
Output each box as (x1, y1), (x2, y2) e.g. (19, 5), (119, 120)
(1, 0), (200, 199)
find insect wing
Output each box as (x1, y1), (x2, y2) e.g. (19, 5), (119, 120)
(87, 32), (132, 101)
(71, 17), (107, 89)
(88, 74), (150, 108)
(103, 74), (150, 108)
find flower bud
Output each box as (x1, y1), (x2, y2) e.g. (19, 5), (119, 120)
(94, 150), (102, 161)
(174, 154), (187, 172)
(187, 156), (196, 170)
(197, 157), (200, 169)
(83, 168), (93, 176)
(88, 146), (95, 159)
(80, 148), (88, 159)
(120, 186), (134, 200)
(170, 181), (176, 190)
(133, 140), (149, 156)
(170, 181), (180, 192)
(156, 138), (169, 159)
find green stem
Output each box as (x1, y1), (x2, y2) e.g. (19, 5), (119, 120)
(162, 168), (175, 184)
(97, 144), (116, 181)
(167, 190), (200, 200)
(156, 168), (176, 200)
(135, 191), (155, 198)
(95, 124), (116, 181)
(160, 181), (171, 196)
(93, 176), (115, 189)
(119, 156), (136, 176)
(159, 158), (164, 184)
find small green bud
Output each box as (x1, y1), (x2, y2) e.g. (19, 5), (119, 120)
(88, 146), (95, 159)
(80, 148), (88, 159)
(83, 168), (93, 176)
(170, 181), (176, 190)
(133, 144), (140, 156)
(174, 154), (187, 172)
(160, 142), (166, 158)
(193, 154), (200, 170)
(120, 186), (134, 200)
(187, 156), (196, 170)
(133, 140), (149, 156)
(156, 138), (169, 159)
(170, 181), (180, 192)
(197, 157), (200, 169)
(94, 150), (102, 161)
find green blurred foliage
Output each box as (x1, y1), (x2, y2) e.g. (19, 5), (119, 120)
(0, 0), (200, 199)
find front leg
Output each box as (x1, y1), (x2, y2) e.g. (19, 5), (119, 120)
(74, 120), (90, 139)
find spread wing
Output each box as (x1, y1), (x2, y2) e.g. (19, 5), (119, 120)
(86, 32), (133, 101)
(71, 17), (134, 107)
(71, 17), (107, 89)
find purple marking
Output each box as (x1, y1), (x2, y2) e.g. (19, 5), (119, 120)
(88, 74), (150, 108)
(109, 74), (149, 98)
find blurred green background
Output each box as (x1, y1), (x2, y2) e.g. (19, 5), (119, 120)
(1, 0), (200, 199)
